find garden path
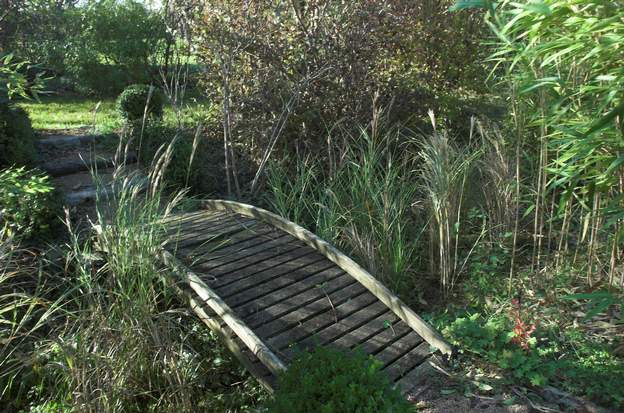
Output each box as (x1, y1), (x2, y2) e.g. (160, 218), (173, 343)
(35, 131), (142, 222)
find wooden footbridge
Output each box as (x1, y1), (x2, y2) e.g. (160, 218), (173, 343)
(160, 200), (452, 397)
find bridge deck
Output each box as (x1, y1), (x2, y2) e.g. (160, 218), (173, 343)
(161, 200), (451, 396)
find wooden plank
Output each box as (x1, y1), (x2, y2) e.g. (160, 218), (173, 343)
(280, 300), (390, 356)
(267, 291), (379, 352)
(236, 270), (350, 322)
(216, 253), (331, 298)
(164, 215), (251, 241)
(166, 217), (262, 248)
(173, 222), (278, 252)
(160, 250), (287, 376)
(395, 356), (442, 395)
(166, 279), (275, 392)
(207, 247), (322, 291)
(160, 209), (225, 225)
(163, 210), (231, 232)
(219, 259), (337, 309)
(354, 321), (413, 355)
(383, 341), (432, 382)
(185, 233), (301, 269)
(252, 282), (368, 340)
(369, 331), (424, 369)
(196, 246), (315, 287)
(202, 200), (452, 355)
(328, 311), (401, 351)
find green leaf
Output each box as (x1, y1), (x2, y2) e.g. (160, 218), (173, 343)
(449, 0), (488, 12)
(522, 1), (552, 15)
(585, 100), (624, 137)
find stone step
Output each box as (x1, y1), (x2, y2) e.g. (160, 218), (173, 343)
(55, 170), (148, 206)
(35, 134), (101, 149)
(64, 177), (148, 206)
(41, 152), (137, 177)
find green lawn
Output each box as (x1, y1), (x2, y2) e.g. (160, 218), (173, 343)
(19, 95), (120, 134)
(20, 94), (216, 134)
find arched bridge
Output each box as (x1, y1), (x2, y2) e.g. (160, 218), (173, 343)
(160, 200), (452, 396)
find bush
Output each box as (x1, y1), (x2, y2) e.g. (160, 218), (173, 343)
(117, 84), (165, 121)
(133, 122), (242, 194)
(0, 167), (60, 239)
(266, 346), (412, 413)
(0, 103), (37, 168)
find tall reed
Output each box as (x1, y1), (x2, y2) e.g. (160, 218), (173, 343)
(417, 112), (480, 296)
(265, 122), (422, 293)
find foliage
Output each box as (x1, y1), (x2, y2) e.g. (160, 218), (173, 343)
(65, 0), (170, 95)
(462, 228), (511, 306)
(132, 121), (238, 194)
(266, 346), (412, 413)
(265, 122), (421, 292)
(453, 0), (624, 283)
(0, 103), (37, 167)
(117, 84), (165, 122)
(440, 301), (624, 408)
(0, 144), (267, 412)
(0, 167), (59, 239)
(418, 113), (480, 295)
(188, 0), (487, 163)
(0, 54), (47, 103)
(444, 312), (555, 386)
(3, 0), (171, 96)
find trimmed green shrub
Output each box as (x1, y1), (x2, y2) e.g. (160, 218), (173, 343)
(266, 346), (413, 413)
(0, 103), (37, 167)
(117, 84), (164, 122)
(0, 167), (60, 239)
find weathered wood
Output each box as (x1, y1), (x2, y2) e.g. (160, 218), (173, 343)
(216, 252), (330, 297)
(172, 222), (280, 252)
(166, 218), (263, 249)
(176, 284), (276, 392)
(197, 246), (313, 287)
(395, 357), (442, 395)
(383, 341), (432, 382)
(236, 270), (351, 322)
(268, 292), (379, 352)
(159, 200), (453, 394)
(328, 311), (401, 350)
(371, 331), (424, 368)
(163, 212), (242, 237)
(354, 321), (413, 355)
(190, 236), (304, 272)
(202, 200), (453, 356)
(162, 210), (228, 228)
(160, 249), (287, 376)
(285, 301), (390, 353)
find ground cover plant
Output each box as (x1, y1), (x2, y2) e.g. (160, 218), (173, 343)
(267, 346), (413, 413)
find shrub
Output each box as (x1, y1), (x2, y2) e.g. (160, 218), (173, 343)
(0, 103), (37, 168)
(0, 167), (59, 239)
(132, 122), (248, 194)
(266, 346), (412, 413)
(117, 84), (165, 121)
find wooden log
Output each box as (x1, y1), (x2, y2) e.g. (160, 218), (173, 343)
(171, 282), (276, 392)
(201, 200), (453, 356)
(160, 249), (287, 376)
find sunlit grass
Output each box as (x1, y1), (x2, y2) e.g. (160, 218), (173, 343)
(19, 95), (120, 133)
(19, 94), (216, 134)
